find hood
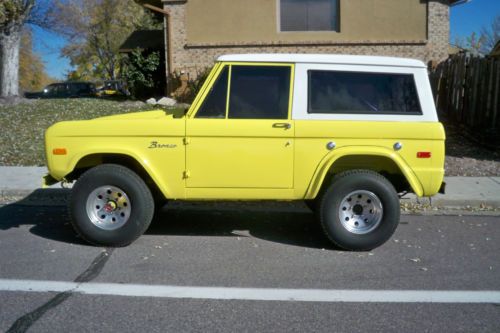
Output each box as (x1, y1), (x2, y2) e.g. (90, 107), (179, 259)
(95, 110), (166, 121)
(46, 109), (185, 138)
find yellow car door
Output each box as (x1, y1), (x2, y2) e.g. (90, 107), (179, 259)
(186, 63), (295, 189)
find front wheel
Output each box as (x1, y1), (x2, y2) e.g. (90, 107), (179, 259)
(69, 164), (155, 246)
(318, 170), (400, 251)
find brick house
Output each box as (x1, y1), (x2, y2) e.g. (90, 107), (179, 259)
(137, 0), (465, 86)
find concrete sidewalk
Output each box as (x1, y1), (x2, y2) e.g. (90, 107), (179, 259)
(0, 166), (499, 209)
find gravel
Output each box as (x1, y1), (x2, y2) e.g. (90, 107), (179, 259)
(444, 123), (500, 176)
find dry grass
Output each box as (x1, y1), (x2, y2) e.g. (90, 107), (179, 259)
(0, 98), (157, 166)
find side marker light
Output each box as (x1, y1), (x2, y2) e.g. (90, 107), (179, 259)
(53, 148), (67, 155)
(417, 152), (431, 158)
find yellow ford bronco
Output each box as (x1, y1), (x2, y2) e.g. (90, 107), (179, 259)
(44, 54), (445, 250)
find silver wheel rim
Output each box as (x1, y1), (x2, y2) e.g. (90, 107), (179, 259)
(85, 185), (131, 230)
(338, 190), (383, 235)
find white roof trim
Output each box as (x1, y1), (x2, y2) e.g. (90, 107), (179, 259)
(217, 54), (426, 68)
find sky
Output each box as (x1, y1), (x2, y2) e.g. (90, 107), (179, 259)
(32, 0), (500, 80)
(450, 0), (500, 43)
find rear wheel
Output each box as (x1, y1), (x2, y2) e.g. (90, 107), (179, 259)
(69, 164), (154, 246)
(318, 170), (400, 251)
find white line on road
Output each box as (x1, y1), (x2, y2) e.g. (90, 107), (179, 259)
(1, 279), (500, 304)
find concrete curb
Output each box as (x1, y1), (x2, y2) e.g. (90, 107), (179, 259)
(401, 196), (500, 209)
(1, 188), (499, 214)
(0, 189), (38, 198)
(0, 167), (499, 212)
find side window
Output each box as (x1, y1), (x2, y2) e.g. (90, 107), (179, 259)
(196, 66), (229, 118)
(308, 71), (422, 115)
(228, 66), (291, 119)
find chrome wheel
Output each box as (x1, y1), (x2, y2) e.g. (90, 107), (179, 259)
(338, 190), (383, 235)
(85, 185), (131, 230)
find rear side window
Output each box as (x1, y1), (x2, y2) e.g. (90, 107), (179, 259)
(229, 66), (290, 119)
(308, 70), (422, 115)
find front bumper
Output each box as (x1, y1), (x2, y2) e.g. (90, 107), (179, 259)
(42, 174), (59, 188)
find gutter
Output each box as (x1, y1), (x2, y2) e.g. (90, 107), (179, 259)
(450, 0), (471, 6)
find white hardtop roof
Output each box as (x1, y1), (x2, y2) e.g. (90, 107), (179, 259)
(217, 54), (426, 68)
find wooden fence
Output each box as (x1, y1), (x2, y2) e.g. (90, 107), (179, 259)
(430, 53), (500, 146)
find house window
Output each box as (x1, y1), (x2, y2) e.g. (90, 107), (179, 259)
(280, 0), (340, 32)
(308, 71), (422, 115)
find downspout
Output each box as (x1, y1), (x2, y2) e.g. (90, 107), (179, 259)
(143, 3), (173, 94)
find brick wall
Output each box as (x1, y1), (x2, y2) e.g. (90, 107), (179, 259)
(427, 0), (451, 61)
(164, 0), (450, 79)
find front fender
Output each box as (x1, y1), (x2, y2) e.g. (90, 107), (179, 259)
(51, 148), (175, 199)
(305, 146), (424, 198)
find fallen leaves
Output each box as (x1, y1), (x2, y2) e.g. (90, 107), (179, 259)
(0, 98), (159, 166)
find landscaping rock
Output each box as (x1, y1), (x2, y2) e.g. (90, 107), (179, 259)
(157, 97), (177, 107)
(146, 98), (157, 105)
(176, 103), (191, 110)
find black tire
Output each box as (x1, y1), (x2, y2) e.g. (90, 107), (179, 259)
(69, 164), (155, 246)
(318, 170), (400, 251)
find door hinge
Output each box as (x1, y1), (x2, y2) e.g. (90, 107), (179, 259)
(183, 171), (191, 179)
(183, 137), (190, 145)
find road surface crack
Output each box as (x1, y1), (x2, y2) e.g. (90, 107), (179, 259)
(6, 248), (114, 333)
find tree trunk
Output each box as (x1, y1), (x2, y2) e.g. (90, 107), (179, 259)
(0, 29), (22, 97)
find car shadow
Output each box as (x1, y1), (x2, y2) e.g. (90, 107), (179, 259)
(0, 189), (335, 250)
(0, 189), (86, 245)
(151, 202), (334, 250)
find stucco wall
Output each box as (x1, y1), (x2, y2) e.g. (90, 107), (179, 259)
(187, 0), (427, 45)
(163, 0), (450, 79)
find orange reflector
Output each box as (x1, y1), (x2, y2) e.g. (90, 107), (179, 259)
(53, 148), (67, 155)
(417, 152), (431, 158)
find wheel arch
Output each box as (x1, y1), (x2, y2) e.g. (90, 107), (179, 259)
(305, 146), (424, 199)
(67, 152), (168, 202)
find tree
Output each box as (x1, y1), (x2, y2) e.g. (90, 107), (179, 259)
(19, 28), (53, 91)
(122, 49), (160, 98)
(52, 0), (160, 81)
(454, 32), (485, 55)
(480, 15), (500, 54)
(0, 0), (57, 97)
(0, 0), (35, 97)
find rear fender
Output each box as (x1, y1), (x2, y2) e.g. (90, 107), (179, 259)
(305, 146), (424, 198)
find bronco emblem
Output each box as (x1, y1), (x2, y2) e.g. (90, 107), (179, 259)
(148, 141), (177, 149)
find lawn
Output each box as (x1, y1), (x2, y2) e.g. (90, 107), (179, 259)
(0, 98), (158, 166)
(1, 98), (498, 176)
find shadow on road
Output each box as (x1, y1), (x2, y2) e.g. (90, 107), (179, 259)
(0, 189), (85, 245)
(0, 189), (334, 250)
(153, 202), (334, 249)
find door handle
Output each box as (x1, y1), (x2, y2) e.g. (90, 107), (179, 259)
(273, 123), (292, 129)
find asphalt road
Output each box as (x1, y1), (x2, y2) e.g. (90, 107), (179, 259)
(0, 190), (499, 332)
